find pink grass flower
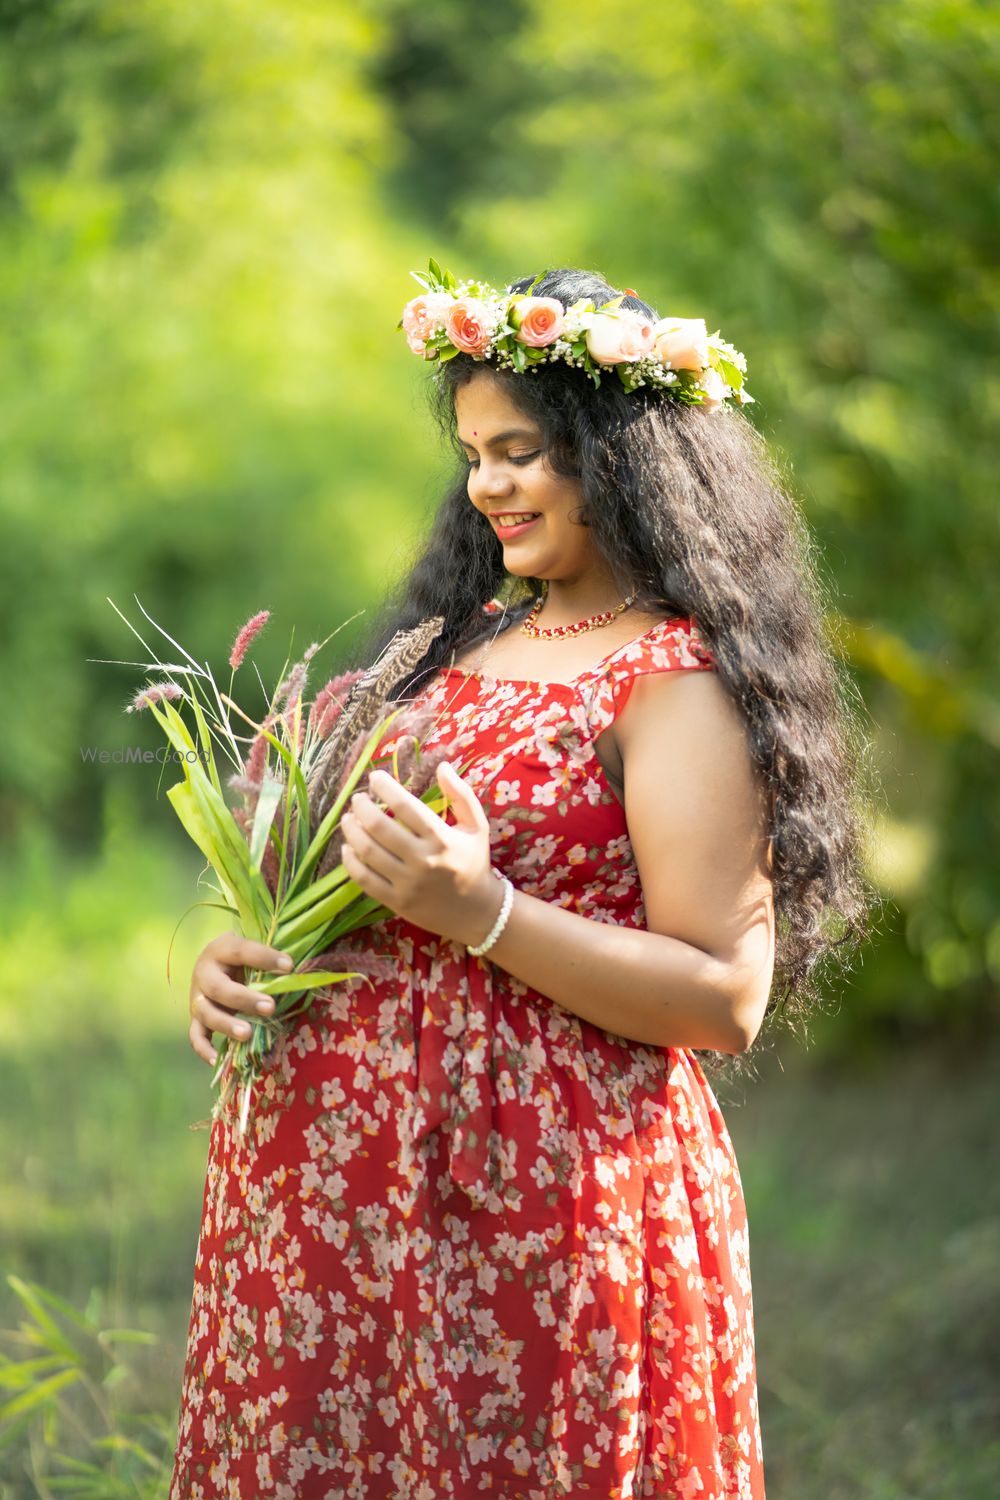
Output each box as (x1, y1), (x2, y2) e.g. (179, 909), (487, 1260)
(309, 669), (366, 738)
(407, 740), (461, 798)
(126, 681), (184, 714)
(301, 945), (395, 985)
(244, 717), (275, 787)
(229, 610), (270, 670)
(276, 661), (308, 716)
(281, 705), (307, 754)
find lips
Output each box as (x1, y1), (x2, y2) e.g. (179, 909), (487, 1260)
(491, 512), (541, 541)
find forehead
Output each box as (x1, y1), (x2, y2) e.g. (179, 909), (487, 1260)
(453, 375), (540, 441)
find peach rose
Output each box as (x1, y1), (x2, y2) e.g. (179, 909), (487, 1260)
(446, 297), (494, 356)
(510, 296), (565, 348)
(585, 310), (655, 365)
(651, 317), (710, 371)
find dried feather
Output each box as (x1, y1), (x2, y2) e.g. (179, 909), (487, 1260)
(307, 616), (444, 822)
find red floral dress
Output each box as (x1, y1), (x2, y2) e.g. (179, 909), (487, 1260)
(170, 615), (766, 1500)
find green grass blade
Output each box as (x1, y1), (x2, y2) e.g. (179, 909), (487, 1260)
(287, 708), (404, 900)
(189, 692), (225, 797)
(274, 877), (362, 945)
(142, 697), (198, 761)
(249, 777), (284, 871)
(257, 725), (312, 863)
(0, 1355), (65, 1389)
(0, 1367), (80, 1428)
(277, 862), (348, 921)
(186, 773), (271, 933)
(96, 1329), (158, 1348)
(253, 969), (362, 996)
(5, 1278), (79, 1361)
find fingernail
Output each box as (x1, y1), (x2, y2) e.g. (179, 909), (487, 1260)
(256, 999), (272, 1014)
(236, 1022), (252, 1039)
(278, 954), (293, 970)
(209, 1050), (218, 1065)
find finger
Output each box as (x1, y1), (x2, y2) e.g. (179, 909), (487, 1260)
(367, 769), (441, 840)
(204, 967), (276, 1016)
(437, 760), (489, 832)
(342, 818), (401, 883)
(192, 991), (258, 1043)
(347, 796), (415, 861)
(188, 1018), (218, 1066)
(207, 933), (294, 974)
(342, 841), (395, 905)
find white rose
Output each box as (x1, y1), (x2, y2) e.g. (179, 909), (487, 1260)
(697, 366), (729, 412)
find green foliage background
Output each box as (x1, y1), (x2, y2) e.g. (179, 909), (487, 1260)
(1, 1), (997, 1494)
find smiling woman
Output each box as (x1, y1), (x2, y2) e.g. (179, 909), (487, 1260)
(456, 378), (613, 588)
(171, 264), (875, 1500)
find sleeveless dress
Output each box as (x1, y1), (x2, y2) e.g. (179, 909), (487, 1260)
(169, 615), (766, 1500)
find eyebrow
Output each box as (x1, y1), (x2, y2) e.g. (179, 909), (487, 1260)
(457, 427), (540, 451)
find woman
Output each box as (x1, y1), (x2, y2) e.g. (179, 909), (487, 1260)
(172, 267), (871, 1499)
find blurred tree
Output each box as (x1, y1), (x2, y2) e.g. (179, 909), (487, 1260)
(370, 0), (533, 229)
(0, 0), (444, 850)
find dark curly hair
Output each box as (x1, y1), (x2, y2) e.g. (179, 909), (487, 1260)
(361, 267), (879, 1056)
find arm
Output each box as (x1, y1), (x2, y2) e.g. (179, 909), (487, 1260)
(343, 670), (775, 1054)
(466, 670), (774, 1052)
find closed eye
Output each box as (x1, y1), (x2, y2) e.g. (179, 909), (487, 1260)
(464, 450), (540, 469)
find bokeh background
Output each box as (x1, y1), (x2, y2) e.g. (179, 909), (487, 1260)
(1, 1), (998, 1494)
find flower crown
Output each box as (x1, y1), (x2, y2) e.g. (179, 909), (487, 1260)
(399, 259), (753, 411)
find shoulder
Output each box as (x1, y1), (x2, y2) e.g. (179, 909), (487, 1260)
(614, 646), (765, 859)
(616, 659), (738, 757)
(612, 618), (747, 775)
(604, 614), (721, 729)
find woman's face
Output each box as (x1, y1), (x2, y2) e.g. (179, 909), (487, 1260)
(453, 372), (609, 586)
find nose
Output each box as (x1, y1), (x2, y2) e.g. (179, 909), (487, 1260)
(468, 457), (515, 507)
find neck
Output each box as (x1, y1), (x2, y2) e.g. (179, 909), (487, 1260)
(537, 574), (631, 624)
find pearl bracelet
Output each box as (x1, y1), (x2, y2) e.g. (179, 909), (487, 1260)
(467, 873), (515, 957)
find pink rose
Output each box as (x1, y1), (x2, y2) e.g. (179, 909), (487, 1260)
(585, 310), (655, 365)
(511, 296), (565, 348)
(401, 292), (452, 343)
(446, 297), (494, 356)
(651, 317), (710, 371)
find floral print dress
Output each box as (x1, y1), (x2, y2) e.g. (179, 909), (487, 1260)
(170, 615), (766, 1500)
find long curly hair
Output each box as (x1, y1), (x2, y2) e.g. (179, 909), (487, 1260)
(361, 267), (879, 1053)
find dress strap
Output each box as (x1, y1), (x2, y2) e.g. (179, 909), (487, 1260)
(575, 615), (718, 739)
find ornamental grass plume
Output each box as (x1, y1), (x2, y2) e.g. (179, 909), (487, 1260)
(98, 596), (459, 1137)
(229, 610), (270, 670)
(125, 681), (184, 714)
(309, 669), (366, 738)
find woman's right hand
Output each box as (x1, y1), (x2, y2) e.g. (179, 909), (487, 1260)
(188, 934), (294, 1065)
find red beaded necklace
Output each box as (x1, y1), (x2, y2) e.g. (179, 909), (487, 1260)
(520, 586), (639, 639)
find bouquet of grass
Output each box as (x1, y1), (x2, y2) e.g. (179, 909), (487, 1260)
(104, 598), (459, 1135)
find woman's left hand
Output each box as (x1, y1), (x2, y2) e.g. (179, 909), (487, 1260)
(340, 761), (504, 947)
